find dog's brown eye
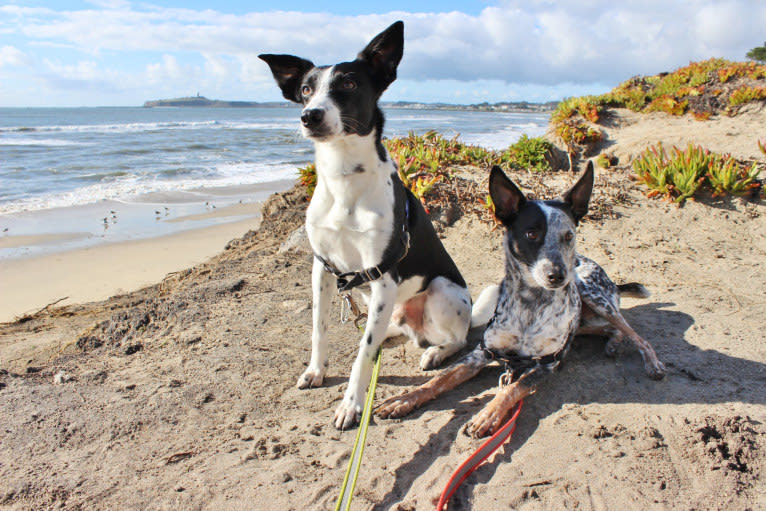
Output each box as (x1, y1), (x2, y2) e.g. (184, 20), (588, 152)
(301, 85), (312, 96)
(342, 79), (356, 90)
(564, 231), (574, 242)
(525, 231), (538, 241)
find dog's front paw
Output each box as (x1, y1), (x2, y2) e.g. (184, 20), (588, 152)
(466, 384), (528, 438)
(419, 346), (445, 370)
(645, 359), (666, 380)
(297, 366), (325, 389)
(376, 389), (429, 419)
(467, 401), (509, 438)
(334, 399), (361, 430)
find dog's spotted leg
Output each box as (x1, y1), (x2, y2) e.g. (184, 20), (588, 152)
(376, 347), (488, 419)
(604, 330), (625, 358)
(298, 257), (335, 389)
(581, 295), (666, 380)
(334, 274), (398, 430)
(575, 323), (625, 357)
(467, 380), (533, 438)
(606, 313), (666, 379)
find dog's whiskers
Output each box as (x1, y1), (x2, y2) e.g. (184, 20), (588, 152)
(340, 115), (365, 133)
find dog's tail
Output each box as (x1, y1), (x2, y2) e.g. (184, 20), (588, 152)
(470, 284), (500, 328)
(617, 282), (651, 299)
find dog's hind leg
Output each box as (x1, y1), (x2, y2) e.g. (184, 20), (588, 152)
(376, 347), (489, 419)
(334, 274), (398, 430)
(580, 295), (666, 380)
(604, 312), (665, 380)
(577, 260), (664, 379)
(575, 321), (625, 357)
(298, 257), (336, 389)
(418, 277), (472, 370)
(604, 330), (625, 358)
(390, 292), (427, 346)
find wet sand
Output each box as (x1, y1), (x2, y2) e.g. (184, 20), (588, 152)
(0, 214), (261, 322)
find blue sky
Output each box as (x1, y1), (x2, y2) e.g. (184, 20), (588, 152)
(1, 1), (765, 107)
(13, 1), (493, 16)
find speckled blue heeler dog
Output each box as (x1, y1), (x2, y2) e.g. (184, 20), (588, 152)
(260, 22), (475, 430)
(377, 162), (667, 437)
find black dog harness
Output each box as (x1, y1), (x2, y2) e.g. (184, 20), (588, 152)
(315, 200), (411, 293)
(480, 337), (567, 383)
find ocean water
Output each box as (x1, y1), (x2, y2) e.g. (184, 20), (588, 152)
(0, 106), (548, 257)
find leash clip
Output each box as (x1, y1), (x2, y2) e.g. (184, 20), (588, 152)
(341, 293), (367, 330)
(340, 293), (354, 324)
(498, 364), (514, 388)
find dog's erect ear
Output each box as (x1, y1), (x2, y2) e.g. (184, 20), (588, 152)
(258, 54), (315, 103)
(489, 165), (526, 225)
(562, 160), (594, 224)
(358, 21), (404, 91)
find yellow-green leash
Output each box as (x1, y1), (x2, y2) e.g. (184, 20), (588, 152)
(335, 295), (382, 511)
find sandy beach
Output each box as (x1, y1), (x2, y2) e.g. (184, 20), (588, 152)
(0, 106), (765, 510)
(0, 213), (261, 323)
(0, 180), (297, 322)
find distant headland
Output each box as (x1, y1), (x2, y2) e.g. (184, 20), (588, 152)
(143, 95), (557, 112)
(142, 95), (262, 108)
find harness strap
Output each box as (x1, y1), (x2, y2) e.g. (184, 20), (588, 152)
(316, 199), (411, 293)
(316, 255), (391, 293)
(480, 338), (564, 380)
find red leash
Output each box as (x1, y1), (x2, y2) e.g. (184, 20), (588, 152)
(436, 399), (524, 510)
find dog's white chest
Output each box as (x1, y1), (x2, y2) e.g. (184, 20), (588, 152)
(308, 190), (387, 233)
(484, 320), (570, 358)
(484, 285), (580, 358)
(306, 144), (395, 271)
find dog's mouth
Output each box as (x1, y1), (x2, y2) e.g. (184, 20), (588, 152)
(539, 278), (569, 290)
(302, 125), (334, 140)
(302, 121), (348, 142)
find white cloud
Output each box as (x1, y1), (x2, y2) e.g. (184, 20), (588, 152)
(85, 0), (133, 10)
(44, 59), (100, 80)
(146, 54), (189, 83)
(203, 53), (235, 82)
(694, 1), (762, 55)
(0, 45), (28, 68)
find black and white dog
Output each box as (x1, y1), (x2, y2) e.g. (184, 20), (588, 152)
(377, 162), (666, 437)
(260, 22), (473, 430)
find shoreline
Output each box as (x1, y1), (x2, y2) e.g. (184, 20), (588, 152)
(0, 213), (262, 323)
(0, 179), (294, 260)
(0, 179), (295, 323)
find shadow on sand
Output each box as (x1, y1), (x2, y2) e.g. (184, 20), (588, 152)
(371, 301), (766, 509)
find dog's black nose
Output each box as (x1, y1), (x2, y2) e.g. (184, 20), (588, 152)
(546, 267), (565, 286)
(301, 108), (324, 127)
